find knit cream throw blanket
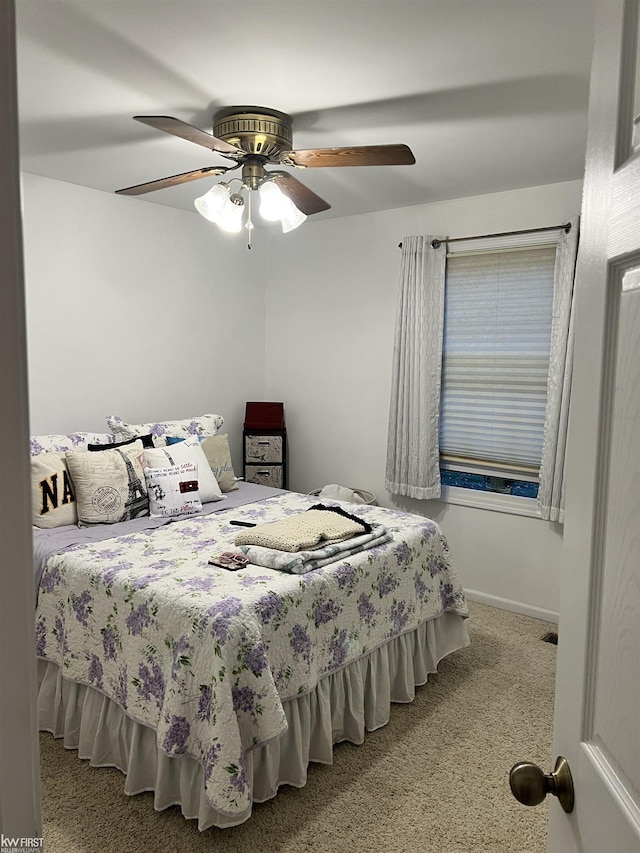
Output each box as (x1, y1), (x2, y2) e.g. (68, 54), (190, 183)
(234, 505), (371, 552)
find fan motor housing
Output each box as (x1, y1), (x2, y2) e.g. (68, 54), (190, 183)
(213, 106), (293, 159)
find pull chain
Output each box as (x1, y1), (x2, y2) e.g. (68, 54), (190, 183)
(245, 190), (253, 250)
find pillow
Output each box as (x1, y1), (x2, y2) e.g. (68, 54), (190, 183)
(200, 434), (239, 492)
(65, 440), (149, 525)
(88, 434), (155, 451)
(31, 452), (77, 528)
(144, 463), (202, 518)
(30, 432), (113, 456)
(144, 437), (224, 504)
(106, 414), (224, 446)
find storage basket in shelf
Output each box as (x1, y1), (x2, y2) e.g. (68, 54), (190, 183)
(308, 488), (377, 506)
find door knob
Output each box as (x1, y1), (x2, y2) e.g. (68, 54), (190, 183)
(509, 755), (574, 814)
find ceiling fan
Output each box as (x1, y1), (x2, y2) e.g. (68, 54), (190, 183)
(115, 105), (416, 219)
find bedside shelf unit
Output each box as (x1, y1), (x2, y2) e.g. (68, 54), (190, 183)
(243, 429), (287, 489)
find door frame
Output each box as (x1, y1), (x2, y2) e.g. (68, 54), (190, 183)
(0, 0), (42, 839)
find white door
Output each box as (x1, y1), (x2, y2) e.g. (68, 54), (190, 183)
(540, 1), (640, 850)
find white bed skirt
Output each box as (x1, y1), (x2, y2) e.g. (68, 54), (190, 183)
(38, 610), (469, 830)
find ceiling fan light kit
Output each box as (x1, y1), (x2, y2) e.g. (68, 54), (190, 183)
(116, 105), (415, 246)
(259, 181), (289, 222)
(193, 181), (246, 233)
(193, 182), (230, 222)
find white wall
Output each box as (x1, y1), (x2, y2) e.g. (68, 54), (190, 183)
(20, 173), (583, 618)
(264, 179), (584, 620)
(20, 173), (266, 468)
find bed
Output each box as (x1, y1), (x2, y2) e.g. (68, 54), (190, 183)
(33, 422), (469, 831)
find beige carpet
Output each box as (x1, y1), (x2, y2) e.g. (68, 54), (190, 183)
(39, 601), (557, 853)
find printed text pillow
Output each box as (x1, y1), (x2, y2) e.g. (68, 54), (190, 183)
(145, 462), (202, 518)
(143, 437), (224, 503)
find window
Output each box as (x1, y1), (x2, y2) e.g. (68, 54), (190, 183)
(439, 242), (557, 499)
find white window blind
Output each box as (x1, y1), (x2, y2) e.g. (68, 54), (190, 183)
(440, 246), (556, 469)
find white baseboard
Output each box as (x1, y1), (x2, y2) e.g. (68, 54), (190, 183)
(463, 588), (559, 625)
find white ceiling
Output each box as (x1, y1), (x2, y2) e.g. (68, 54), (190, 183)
(15, 0), (595, 222)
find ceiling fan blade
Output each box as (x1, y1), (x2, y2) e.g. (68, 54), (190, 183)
(271, 173), (331, 215)
(281, 144), (415, 168)
(133, 116), (243, 156)
(115, 165), (233, 196)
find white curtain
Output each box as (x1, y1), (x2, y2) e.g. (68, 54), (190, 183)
(385, 236), (447, 499)
(537, 216), (580, 522)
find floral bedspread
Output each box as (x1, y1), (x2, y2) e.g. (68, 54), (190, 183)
(36, 492), (468, 819)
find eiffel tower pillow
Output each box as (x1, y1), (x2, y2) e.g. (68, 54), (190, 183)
(65, 440), (149, 525)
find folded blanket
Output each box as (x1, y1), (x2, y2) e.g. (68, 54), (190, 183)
(233, 523), (392, 574)
(233, 503), (372, 552)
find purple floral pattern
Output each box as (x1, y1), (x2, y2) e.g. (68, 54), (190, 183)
(35, 491), (467, 819)
(101, 625), (118, 660)
(70, 590), (93, 626)
(36, 618), (47, 656)
(106, 414), (224, 446)
(357, 592), (376, 626)
(39, 565), (62, 594)
(290, 624), (312, 663)
(30, 432), (113, 456)
(313, 599), (342, 627)
(126, 602), (155, 636)
(162, 714), (191, 754)
(88, 654), (104, 689)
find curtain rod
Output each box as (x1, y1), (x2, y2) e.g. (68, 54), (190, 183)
(398, 221), (571, 250)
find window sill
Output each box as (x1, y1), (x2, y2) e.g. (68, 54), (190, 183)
(439, 485), (541, 518)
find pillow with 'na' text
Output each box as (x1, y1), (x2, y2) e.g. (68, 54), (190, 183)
(31, 451), (77, 528)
